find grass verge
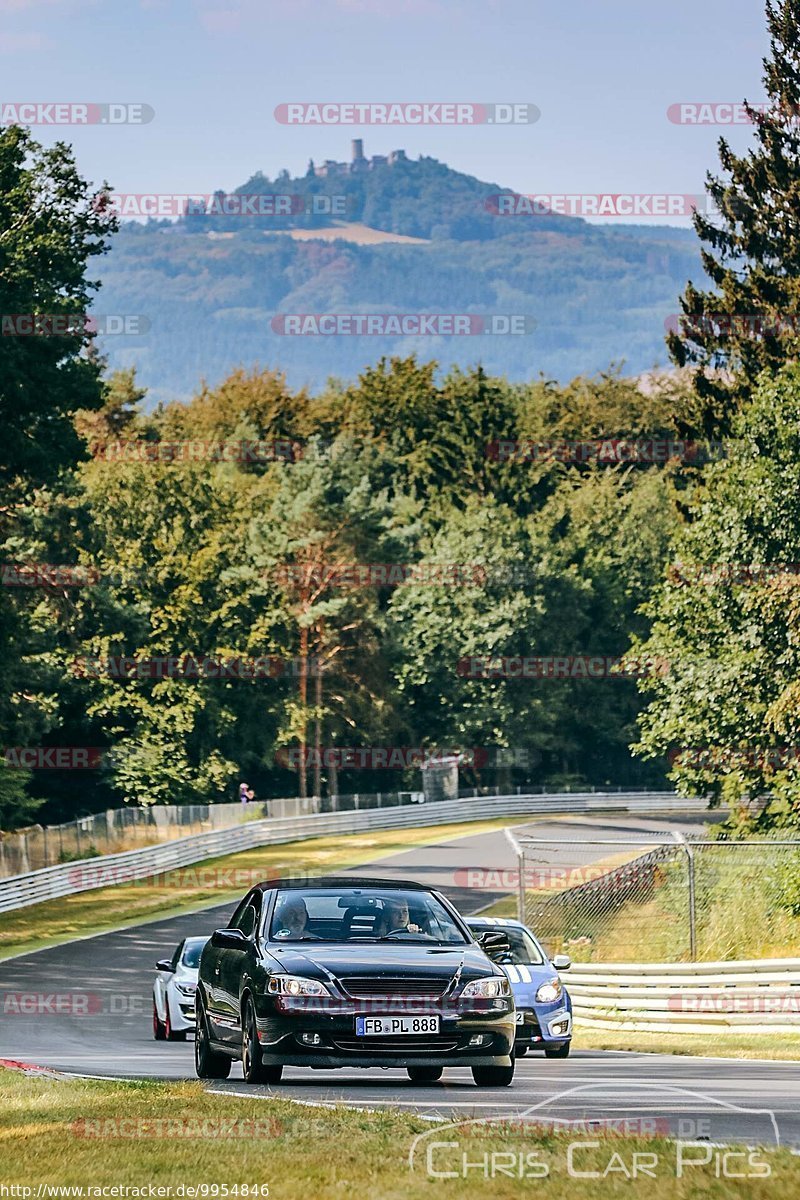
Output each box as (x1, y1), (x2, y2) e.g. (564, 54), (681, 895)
(574, 1025), (800, 1061)
(0, 816), (520, 961)
(1, 1066), (797, 1198)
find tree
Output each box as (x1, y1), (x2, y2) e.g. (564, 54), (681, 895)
(668, 0), (800, 437)
(631, 364), (800, 830)
(245, 441), (398, 798)
(0, 126), (117, 516)
(0, 126), (116, 829)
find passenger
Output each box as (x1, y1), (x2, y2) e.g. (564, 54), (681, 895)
(274, 896), (315, 939)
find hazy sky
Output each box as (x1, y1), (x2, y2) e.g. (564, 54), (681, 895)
(0, 0), (772, 225)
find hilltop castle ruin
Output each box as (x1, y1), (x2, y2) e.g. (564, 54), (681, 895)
(311, 140), (408, 178)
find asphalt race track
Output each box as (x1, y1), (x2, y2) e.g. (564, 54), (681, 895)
(2, 813), (799, 1148)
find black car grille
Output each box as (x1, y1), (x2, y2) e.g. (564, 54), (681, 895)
(332, 1036), (460, 1054)
(340, 976), (448, 999)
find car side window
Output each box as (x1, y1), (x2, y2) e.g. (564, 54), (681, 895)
(232, 892), (261, 939)
(170, 939), (184, 970)
(238, 905), (257, 938)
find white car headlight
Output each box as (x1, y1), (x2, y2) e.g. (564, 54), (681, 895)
(461, 976), (511, 999)
(535, 978), (563, 1004)
(267, 975), (331, 997)
(175, 981), (196, 996)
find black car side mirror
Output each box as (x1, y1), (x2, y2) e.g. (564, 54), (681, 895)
(156, 958), (175, 972)
(476, 931), (511, 956)
(211, 927), (249, 950)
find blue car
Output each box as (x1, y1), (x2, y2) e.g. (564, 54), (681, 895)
(467, 917), (572, 1058)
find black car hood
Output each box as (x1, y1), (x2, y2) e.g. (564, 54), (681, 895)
(263, 941), (500, 983)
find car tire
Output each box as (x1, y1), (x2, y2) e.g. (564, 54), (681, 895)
(407, 1066), (443, 1082)
(545, 1043), (570, 1059)
(194, 996), (231, 1079)
(471, 1062), (515, 1087)
(153, 999), (166, 1041)
(242, 1000), (282, 1084)
(165, 1004), (187, 1042)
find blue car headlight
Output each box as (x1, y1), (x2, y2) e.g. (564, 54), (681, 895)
(535, 978), (563, 1004)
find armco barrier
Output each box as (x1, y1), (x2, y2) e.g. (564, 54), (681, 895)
(0, 790), (705, 914)
(567, 958), (800, 1033)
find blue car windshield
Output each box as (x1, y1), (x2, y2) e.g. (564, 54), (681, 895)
(269, 887), (468, 944)
(477, 926), (545, 965)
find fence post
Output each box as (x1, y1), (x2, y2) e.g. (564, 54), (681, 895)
(503, 826), (525, 923)
(673, 831), (697, 960)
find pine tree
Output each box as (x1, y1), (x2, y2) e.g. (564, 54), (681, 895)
(669, 0), (800, 437)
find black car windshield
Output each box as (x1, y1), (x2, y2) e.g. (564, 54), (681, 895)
(474, 926), (545, 965)
(268, 887), (468, 944)
(181, 939), (207, 968)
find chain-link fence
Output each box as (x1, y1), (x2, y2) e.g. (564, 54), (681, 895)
(0, 801), (274, 877)
(0, 785), (506, 877)
(516, 834), (800, 963)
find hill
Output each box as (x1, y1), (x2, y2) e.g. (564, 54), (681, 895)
(94, 150), (703, 400)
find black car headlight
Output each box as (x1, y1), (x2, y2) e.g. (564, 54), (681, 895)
(267, 975), (332, 997)
(460, 976), (511, 999)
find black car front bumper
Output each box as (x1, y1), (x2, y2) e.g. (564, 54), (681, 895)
(254, 996), (515, 1068)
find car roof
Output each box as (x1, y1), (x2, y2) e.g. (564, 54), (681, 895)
(184, 936), (209, 946)
(254, 876), (433, 893)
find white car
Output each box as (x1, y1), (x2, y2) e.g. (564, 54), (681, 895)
(153, 936), (208, 1041)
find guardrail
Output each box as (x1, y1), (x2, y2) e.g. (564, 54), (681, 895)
(567, 958), (800, 1033)
(0, 790), (705, 914)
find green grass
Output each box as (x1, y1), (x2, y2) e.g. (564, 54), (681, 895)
(2, 1067), (798, 1198)
(574, 1026), (800, 1060)
(0, 816), (524, 961)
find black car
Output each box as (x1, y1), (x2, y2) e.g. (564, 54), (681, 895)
(195, 876), (516, 1086)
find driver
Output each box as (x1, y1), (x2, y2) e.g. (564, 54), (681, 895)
(274, 896), (315, 940)
(379, 898), (422, 936)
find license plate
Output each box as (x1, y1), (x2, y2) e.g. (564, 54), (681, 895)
(515, 1011), (525, 1024)
(356, 1015), (440, 1036)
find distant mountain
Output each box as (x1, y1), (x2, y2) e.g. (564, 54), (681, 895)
(95, 150), (703, 401)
